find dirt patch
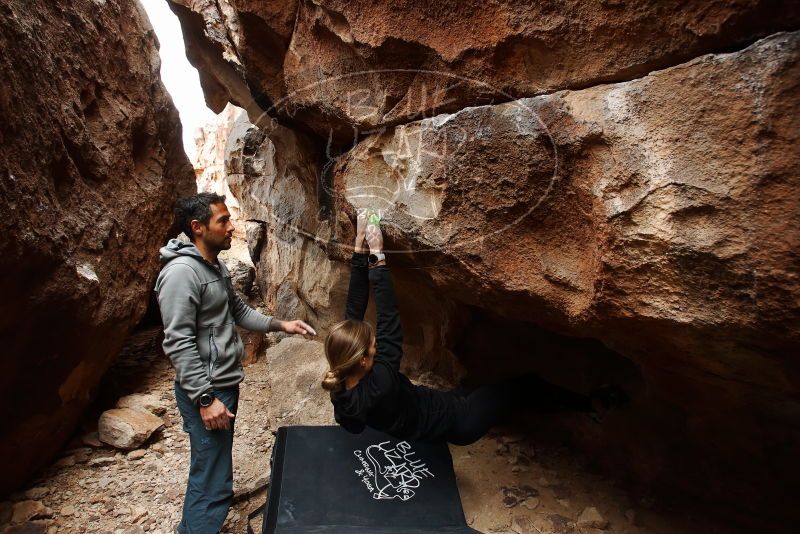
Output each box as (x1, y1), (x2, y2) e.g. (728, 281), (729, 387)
(1, 329), (732, 534)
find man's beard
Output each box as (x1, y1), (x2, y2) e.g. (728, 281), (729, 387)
(208, 236), (232, 252)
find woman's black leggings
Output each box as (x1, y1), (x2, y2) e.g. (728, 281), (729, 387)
(444, 375), (591, 446)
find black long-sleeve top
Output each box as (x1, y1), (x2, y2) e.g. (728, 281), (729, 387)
(330, 252), (455, 441)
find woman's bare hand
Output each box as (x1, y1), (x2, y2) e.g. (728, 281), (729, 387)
(365, 221), (383, 253)
(356, 208), (369, 238)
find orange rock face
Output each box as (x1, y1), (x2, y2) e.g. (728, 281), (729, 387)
(333, 32), (800, 522)
(172, 1), (799, 527)
(171, 0), (799, 139)
(0, 0), (194, 494)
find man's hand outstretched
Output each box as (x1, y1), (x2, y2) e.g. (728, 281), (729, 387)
(280, 319), (317, 336)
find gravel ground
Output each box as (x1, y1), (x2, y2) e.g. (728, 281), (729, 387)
(0, 318), (729, 534)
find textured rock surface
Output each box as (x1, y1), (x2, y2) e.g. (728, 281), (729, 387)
(193, 102), (246, 224)
(336, 32), (800, 342)
(333, 32), (800, 517)
(98, 408), (164, 450)
(170, 0), (800, 139)
(263, 337), (334, 427)
(225, 121), (352, 337)
(116, 393), (167, 416)
(225, 121), (467, 379)
(0, 0), (194, 493)
(171, 2), (800, 528)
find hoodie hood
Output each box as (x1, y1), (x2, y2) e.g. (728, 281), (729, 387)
(159, 238), (203, 267)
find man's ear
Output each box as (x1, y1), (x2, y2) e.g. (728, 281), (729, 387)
(190, 219), (204, 239)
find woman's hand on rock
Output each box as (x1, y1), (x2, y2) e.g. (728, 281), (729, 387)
(356, 208), (369, 239)
(365, 221), (383, 253)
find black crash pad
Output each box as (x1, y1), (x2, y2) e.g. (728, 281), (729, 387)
(262, 425), (481, 533)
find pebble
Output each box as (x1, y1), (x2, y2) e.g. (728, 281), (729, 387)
(127, 450), (147, 461)
(114, 506), (131, 517)
(82, 432), (104, 448)
(61, 504), (76, 516)
(54, 456), (76, 468)
(549, 483), (571, 499)
(577, 506), (609, 529)
(11, 500), (52, 523)
(548, 514), (572, 532)
(89, 456), (116, 467)
(511, 516), (535, 534)
(500, 485), (538, 508)
(498, 433), (525, 444)
(24, 487), (50, 500)
(130, 506), (148, 522)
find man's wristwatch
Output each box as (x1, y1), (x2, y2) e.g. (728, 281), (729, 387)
(368, 252), (386, 266)
(198, 391), (215, 407)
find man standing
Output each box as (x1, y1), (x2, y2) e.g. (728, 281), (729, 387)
(155, 192), (315, 534)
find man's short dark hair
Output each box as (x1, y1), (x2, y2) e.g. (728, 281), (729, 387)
(175, 192), (226, 242)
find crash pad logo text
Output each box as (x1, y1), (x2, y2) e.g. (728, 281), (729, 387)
(353, 440), (434, 501)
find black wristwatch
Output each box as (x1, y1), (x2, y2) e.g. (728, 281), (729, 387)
(368, 252), (386, 266)
(198, 391), (215, 407)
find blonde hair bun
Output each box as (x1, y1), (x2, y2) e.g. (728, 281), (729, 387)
(321, 370), (340, 391)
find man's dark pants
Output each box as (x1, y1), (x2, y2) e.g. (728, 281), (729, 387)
(174, 383), (239, 534)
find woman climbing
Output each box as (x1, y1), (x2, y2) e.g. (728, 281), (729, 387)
(322, 209), (625, 445)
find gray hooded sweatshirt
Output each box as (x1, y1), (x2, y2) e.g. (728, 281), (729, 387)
(155, 239), (278, 404)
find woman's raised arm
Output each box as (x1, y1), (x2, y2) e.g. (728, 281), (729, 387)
(344, 209), (370, 321)
(365, 219), (403, 370)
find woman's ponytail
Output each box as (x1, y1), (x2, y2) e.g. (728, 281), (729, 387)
(321, 370), (341, 392)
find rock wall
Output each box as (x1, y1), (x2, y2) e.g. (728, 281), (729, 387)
(169, 0), (800, 140)
(0, 0), (194, 494)
(332, 32), (800, 519)
(225, 120), (352, 337)
(192, 103), (247, 225)
(171, 1), (800, 527)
